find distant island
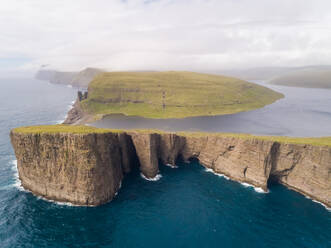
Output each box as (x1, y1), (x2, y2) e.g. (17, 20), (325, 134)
(35, 67), (104, 88)
(64, 71), (283, 122)
(269, 68), (331, 89)
(214, 65), (331, 81)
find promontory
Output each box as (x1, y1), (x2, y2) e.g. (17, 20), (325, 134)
(63, 71), (283, 124)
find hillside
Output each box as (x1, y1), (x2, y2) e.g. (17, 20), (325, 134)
(80, 71), (283, 119)
(269, 69), (331, 89)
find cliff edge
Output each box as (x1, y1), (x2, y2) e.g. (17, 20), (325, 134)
(10, 126), (331, 207)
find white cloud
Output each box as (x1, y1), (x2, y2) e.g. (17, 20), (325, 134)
(0, 0), (331, 77)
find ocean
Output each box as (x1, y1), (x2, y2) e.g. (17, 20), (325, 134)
(0, 78), (330, 247)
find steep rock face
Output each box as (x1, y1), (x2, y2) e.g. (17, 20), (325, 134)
(10, 130), (331, 207)
(183, 136), (276, 190)
(158, 133), (186, 166)
(63, 100), (95, 125)
(63, 100), (84, 125)
(273, 144), (331, 205)
(10, 132), (124, 206)
(130, 132), (160, 178)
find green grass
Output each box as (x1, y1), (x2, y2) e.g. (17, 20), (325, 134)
(180, 132), (331, 147)
(81, 71), (284, 118)
(12, 125), (119, 134)
(12, 125), (331, 147)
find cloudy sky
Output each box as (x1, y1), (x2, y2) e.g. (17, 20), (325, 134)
(0, 0), (331, 77)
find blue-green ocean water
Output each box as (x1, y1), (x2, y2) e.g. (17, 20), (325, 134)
(0, 79), (330, 248)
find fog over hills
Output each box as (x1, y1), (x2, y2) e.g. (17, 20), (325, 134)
(268, 68), (331, 89)
(35, 68), (105, 88)
(214, 65), (331, 81)
(36, 64), (331, 89)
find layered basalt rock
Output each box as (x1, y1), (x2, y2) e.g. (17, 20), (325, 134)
(10, 130), (331, 207)
(10, 132), (125, 206)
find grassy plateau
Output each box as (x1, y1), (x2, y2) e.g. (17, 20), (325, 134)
(12, 125), (331, 147)
(80, 71), (284, 119)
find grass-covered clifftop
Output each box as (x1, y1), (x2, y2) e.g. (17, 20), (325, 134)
(12, 125), (331, 147)
(80, 71), (283, 118)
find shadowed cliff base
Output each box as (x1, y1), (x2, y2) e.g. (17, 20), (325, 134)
(10, 125), (331, 207)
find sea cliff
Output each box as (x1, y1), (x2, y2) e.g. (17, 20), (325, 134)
(10, 126), (331, 207)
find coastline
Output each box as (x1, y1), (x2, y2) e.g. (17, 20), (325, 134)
(8, 81), (331, 210)
(11, 155), (330, 211)
(63, 97), (285, 125)
(10, 127), (331, 208)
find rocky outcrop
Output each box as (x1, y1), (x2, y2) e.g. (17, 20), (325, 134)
(10, 130), (331, 207)
(63, 99), (96, 125)
(62, 100), (85, 125)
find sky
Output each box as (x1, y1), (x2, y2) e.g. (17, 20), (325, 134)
(0, 0), (331, 77)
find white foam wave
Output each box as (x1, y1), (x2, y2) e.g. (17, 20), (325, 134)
(165, 163), (178, 169)
(205, 168), (229, 180)
(23, 185), (98, 207)
(37, 195), (80, 207)
(305, 195), (331, 211)
(140, 173), (162, 181)
(204, 168), (268, 193)
(240, 182), (268, 194)
(10, 159), (24, 191)
(55, 100), (75, 124)
(115, 181), (122, 196)
(9, 159), (86, 207)
(67, 104), (73, 111)
(67, 85), (73, 88)
(313, 200), (331, 211)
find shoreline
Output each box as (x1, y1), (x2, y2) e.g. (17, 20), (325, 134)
(64, 98), (285, 125)
(11, 127), (331, 208)
(11, 157), (331, 211)
(9, 82), (331, 209)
